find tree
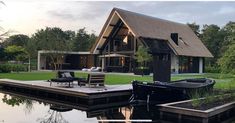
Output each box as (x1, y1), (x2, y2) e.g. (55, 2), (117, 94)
(220, 21), (235, 53)
(2, 34), (30, 47)
(187, 22), (200, 37)
(24, 39), (37, 71)
(135, 46), (152, 76)
(200, 24), (226, 66)
(218, 22), (235, 74)
(72, 28), (97, 51)
(31, 27), (72, 70)
(0, 46), (7, 61)
(4, 45), (28, 62)
(218, 44), (235, 74)
(135, 46), (152, 68)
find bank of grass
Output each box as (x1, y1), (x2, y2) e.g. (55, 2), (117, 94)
(0, 71), (234, 90)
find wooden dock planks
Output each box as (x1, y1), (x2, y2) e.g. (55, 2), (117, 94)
(0, 79), (132, 105)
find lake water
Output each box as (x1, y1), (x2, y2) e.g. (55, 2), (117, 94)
(0, 90), (162, 123)
(1, 90), (235, 123)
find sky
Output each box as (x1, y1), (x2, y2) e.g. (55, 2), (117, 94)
(0, 1), (235, 36)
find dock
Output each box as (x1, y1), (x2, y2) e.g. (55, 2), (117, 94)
(0, 79), (132, 109)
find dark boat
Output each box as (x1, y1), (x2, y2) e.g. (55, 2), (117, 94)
(130, 78), (215, 104)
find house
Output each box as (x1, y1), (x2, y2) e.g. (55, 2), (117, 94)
(38, 8), (213, 74)
(37, 50), (97, 70)
(91, 8), (213, 74)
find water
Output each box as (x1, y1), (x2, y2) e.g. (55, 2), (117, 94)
(0, 90), (160, 123)
(1, 90), (235, 123)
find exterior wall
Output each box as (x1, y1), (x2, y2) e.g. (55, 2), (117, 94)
(39, 55), (47, 70)
(37, 51), (47, 70)
(37, 51), (93, 70)
(87, 55), (95, 68)
(171, 53), (179, 74)
(199, 57), (204, 73)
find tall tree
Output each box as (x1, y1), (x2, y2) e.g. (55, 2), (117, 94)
(3, 34), (30, 47)
(72, 28), (97, 51)
(32, 27), (72, 70)
(218, 22), (235, 74)
(187, 22), (200, 37)
(24, 39), (37, 71)
(0, 46), (6, 61)
(200, 24), (226, 66)
(220, 21), (235, 53)
(218, 44), (235, 74)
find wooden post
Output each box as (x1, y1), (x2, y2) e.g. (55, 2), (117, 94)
(134, 37), (137, 54)
(101, 57), (105, 72)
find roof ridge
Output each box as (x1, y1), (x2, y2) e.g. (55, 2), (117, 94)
(113, 7), (187, 27)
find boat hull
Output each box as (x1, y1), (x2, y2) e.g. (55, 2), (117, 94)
(130, 78), (215, 104)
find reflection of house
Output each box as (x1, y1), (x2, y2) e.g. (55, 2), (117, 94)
(38, 8), (213, 73)
(87, 107), (132, 122)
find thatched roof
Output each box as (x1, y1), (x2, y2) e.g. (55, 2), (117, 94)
(91, 8), (213, 57)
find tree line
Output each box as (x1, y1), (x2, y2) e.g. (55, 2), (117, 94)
(187, 21), (235, 74)
(0, 21), (234, 73)
(0, 27), (97, 70)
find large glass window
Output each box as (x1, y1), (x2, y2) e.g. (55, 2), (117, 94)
(109, 57), (124, 66)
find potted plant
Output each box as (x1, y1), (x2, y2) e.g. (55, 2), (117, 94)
(134, 46), (152, 76)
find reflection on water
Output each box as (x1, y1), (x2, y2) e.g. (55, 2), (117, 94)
(2, 94), (34, 114)
(5, 90), (235, 123)
(0, 91), (156, 123)
(37, 110), (69, 123)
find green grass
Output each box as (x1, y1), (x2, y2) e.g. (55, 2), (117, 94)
(0, 72), (234, 90)
(0, 71), (152, 85)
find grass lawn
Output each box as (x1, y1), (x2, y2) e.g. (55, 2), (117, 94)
(0, 71), (234, 90)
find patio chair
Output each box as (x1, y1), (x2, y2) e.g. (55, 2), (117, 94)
(49, 71), (79, 87)
(78, 73), (105, 87)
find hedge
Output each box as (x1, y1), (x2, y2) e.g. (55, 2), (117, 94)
(0, 64), (28, 73)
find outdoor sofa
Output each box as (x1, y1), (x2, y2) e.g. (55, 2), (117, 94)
(49, 71), (79, 87)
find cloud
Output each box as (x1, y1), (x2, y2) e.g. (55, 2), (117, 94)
(47, 10), (77, 20)
(218, 6), (235, 15)
(2, 1), (235, 36)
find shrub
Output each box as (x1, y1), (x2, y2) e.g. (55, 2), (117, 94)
(205, 66), (221, 73)
(218, 44), (235, 74)
(0, 64), (11, 73)
(0, 64), (27, 73)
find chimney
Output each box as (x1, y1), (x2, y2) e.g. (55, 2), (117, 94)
(171, 33), (178, 45)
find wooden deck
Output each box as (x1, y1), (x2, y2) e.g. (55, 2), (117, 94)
(0, 79), (132, 106)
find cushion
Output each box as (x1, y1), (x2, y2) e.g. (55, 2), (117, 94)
(61, 73), (66, 78)
(63, 72), (72, 78)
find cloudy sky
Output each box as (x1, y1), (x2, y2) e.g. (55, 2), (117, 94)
(0, 1), (235, 36)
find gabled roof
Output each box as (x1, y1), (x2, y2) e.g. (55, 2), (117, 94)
(91, 8), (213, 57)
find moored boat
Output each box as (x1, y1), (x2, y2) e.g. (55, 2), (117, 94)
(129, 78), (215, 104)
